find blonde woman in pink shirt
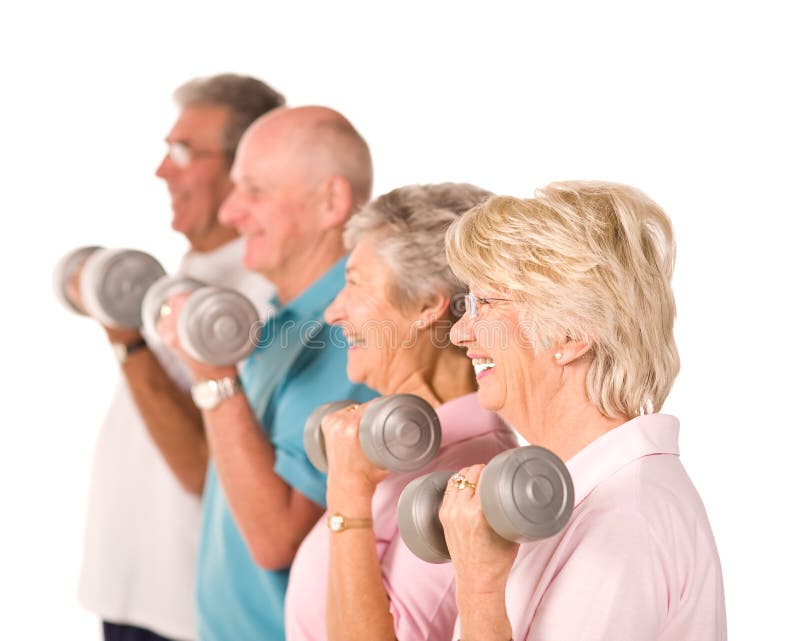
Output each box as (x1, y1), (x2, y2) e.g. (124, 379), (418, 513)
(284, 184), (518, 641)
(438, 181), (727, 641)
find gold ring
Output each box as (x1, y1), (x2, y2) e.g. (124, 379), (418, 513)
(159, 302), (173, 319)
(346, 404), (358, 412)
(450, 473), (476, 491)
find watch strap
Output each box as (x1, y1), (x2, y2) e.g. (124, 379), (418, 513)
(113, 337), (148, 364)
(327, 512), (373, 533)
(190, 375), (243, 410)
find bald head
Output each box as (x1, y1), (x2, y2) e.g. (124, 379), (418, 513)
(222, 106), (374, 301)
(239, 106), (373, 209)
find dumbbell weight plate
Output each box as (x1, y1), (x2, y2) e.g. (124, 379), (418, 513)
(53, 246), (102, 314)
(177, 286), (259, 366)
(479, 445), (574, 543)
(397, 470), (453, 563)
(359, 394), (441, 472)
(302, 400), (359, 473)
(79, 248), (166, 328)
(141, 275), (204, 339)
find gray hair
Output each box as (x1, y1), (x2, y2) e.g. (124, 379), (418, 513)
(173, 73), (285, 161)
(344, 183), (493, 311)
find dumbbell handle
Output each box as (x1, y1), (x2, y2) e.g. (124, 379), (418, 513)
(397, 446), (575, 563)
(303, 394), (442, 473)
(141, 275), (205, 339)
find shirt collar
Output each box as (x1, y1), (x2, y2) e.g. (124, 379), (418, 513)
(566, 413), (680, 506)
(437, 393), (509, 447)
(274, 256), (347, 321)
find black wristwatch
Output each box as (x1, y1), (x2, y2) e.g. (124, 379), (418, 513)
(111, 337), (148, 364)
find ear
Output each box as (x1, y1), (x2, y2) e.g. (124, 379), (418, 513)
(414, 291), (451, 330)
(552, 337), (593, 366)
(318, 175), (354, 229)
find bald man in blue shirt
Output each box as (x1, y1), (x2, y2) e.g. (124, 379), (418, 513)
(160, 106), (378, 641)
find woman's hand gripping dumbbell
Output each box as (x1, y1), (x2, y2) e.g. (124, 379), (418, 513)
(54, 246), (166, 329)
(397, 446), (575, 563)
(143, 274), (260, 367)
(303, 394), (442, 474)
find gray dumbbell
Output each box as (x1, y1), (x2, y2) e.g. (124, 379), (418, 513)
(53, 245), (102, 314)
(54, 246), (166, 328)
(397, 445), (575, 563)
(141, 274), (205, 339)
(303, 394), (442, 473)
(176, 286), (260, 366)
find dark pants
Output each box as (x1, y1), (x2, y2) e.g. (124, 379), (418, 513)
(103, 621), (179, 641)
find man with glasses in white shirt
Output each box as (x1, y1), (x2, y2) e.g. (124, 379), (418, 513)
(78, 74), (284, 641)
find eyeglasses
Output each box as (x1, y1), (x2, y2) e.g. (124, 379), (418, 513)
(452, 293), (513, 319)
(165, 141), (228, 168)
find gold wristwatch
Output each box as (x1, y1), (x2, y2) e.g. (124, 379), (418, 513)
(327, 512), (373, 533)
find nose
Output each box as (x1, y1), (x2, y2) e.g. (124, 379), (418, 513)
(155, 153), (176, 180)
(219, 189), (246, 227)
(323, 289), (346, 326)
(449, 312), (474, 347)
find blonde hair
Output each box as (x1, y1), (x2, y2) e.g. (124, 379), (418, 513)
(445, 180), (680, 418)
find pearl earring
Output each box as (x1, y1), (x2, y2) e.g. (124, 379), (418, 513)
(554, 352), (563, 361)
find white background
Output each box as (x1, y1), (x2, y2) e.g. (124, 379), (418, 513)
(1, 1), (797, 638)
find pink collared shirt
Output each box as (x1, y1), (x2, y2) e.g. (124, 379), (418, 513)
(285, 393), (518, 641)
(452, 413), (727, 641)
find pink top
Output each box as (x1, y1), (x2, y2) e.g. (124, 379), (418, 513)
(285, 393), (518, 641)
(452, 413), (727, 641)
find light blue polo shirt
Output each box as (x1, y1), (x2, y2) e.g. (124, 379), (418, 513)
(196, 257), (377, 641)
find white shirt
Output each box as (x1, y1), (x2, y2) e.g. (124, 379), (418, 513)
(78, 238), (273, 640)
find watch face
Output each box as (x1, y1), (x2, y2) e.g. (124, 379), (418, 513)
(329, 514), (345, 532)
(112, 342), (127, 364)
(192, 380), (220, 410)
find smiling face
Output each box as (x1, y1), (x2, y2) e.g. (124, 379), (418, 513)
(449, 290), (546, 425)
(219, 119), (323, 281)
(155, 105), (234, 245)
(324, 235), (421, 393)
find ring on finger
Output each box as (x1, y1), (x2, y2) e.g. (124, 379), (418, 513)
(450, 472), (476, 491)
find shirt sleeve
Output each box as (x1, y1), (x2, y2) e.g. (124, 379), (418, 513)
(527, 510), (669, 641)
(382, 532), (459, 641)
(385, 431), (518, 641)
(269, 337), (377, 508)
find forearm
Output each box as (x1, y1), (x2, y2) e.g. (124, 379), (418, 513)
(121, 348), (208, 495)
(455, 584), (512, 641)
(203, 393), (323, 569)
(326, 493), (396, 641)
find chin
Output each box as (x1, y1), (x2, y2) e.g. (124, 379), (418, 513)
(476, 384), (504, 412)
(242, 248), (266, 273)
(345, 360), (364, 385)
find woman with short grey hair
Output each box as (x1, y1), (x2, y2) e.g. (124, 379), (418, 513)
(284, 183), (518, 641)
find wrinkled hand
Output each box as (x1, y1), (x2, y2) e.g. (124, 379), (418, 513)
(321, 400), (389, 504)
(439, 464), (519, 592)
(157, 291), (236, 381)
(66, 266), (143, 344)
